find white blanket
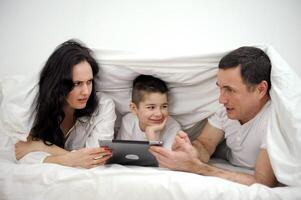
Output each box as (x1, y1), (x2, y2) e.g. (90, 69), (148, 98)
(0, 45), (300, 199)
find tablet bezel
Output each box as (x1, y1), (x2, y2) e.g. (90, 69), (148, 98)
(99, 139), (163, 167)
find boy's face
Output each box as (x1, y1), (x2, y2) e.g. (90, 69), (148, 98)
(131, 92), (168, 131)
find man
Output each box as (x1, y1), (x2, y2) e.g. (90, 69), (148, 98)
(150, 46), (277, 187)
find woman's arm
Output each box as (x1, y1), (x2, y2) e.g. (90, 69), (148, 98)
(15, 138), (68, 160)
(16, 138), (112, 168)
(44, 147), (112, 169)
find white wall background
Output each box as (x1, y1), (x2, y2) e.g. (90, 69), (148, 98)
(0, 0), (300, 78)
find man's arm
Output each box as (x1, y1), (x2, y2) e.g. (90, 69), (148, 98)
(150, 143), (277, 187)
(191, 121), (224, 163)
(253, 149), (278, 186)
(189, 149), (277, 186)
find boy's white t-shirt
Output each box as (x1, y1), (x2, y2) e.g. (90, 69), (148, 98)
(117, 113), (181, 150)
(208, 101), (271, 169)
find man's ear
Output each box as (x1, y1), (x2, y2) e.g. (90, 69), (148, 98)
(257, 80), (269, 98)
(129, 102), (138, 115)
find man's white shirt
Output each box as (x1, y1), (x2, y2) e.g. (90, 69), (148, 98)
(208, 101), (271, 169)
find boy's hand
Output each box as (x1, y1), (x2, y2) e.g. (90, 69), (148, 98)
(145, 117), (168, 140)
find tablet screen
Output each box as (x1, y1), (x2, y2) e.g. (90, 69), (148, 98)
(99, 139), (163, 167)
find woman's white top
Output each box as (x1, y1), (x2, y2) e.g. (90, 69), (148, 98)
(20, 92), (116, 163)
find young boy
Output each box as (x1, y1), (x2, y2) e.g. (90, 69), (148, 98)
(117, 74), (181, 149)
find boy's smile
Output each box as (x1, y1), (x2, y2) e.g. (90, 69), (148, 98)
(131, 92), (168, 131)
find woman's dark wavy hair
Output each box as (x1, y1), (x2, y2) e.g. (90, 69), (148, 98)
(31, 39), (100, 148)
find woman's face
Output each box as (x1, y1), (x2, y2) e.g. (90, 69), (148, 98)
(65, 60), (93, 110)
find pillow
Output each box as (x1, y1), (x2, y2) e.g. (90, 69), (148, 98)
(0, 73), (38, 141)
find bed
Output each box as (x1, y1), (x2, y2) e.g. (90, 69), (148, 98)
(0, 46), (300, 200)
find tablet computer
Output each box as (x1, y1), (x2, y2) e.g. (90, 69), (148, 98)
(98, 139), (163, 167)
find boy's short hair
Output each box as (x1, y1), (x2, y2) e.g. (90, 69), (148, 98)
(132, 75), (169, 105)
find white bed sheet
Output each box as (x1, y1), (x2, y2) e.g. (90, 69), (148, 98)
(0, 136), (299, 200)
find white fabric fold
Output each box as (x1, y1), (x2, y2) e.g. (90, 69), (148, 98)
(266, 47), (301, 186)
(0, 73), (38, 141)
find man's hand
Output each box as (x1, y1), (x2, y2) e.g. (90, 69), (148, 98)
(145, 117), (168, 141)
(151, 131), (278, 187)
(149, 131), (200, 172)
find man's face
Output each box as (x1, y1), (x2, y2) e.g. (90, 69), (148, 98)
(131, 92), (168, 131)
(66, 61), (93, 110)
(217, 66), (263, 124)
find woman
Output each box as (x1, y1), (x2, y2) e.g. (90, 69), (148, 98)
(15, 40), (116, 168)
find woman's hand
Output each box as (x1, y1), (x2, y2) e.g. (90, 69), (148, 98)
(57, 147), (112, 169)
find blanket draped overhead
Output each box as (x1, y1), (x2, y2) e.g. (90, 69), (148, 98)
(0, 45), (300, 187)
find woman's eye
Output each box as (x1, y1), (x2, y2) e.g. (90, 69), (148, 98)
(74, 82), (80, 86)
